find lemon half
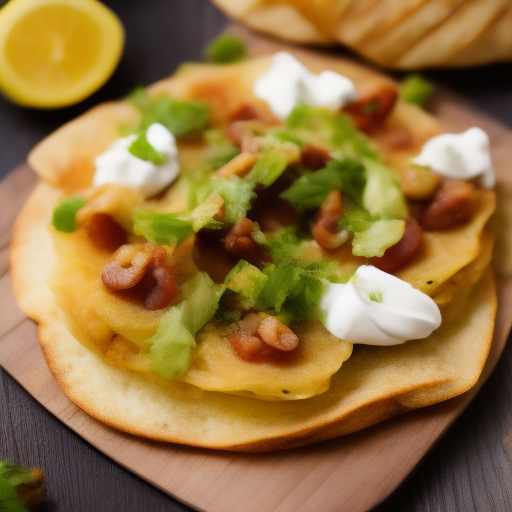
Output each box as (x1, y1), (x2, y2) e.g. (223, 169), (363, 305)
(0, 0), (124, 108)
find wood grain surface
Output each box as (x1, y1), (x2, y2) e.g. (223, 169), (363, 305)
(2, 2), (512, 511)
(2, 28), (512, 512)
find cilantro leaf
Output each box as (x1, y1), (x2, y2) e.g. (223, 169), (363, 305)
(280, 157), (365, 212)
(128, 131), (167, 164)
(130, 89), (210, 137)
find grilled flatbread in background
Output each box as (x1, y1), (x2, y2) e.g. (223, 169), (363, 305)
(210, 0), (512, 69)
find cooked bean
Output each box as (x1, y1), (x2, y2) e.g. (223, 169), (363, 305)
(343, 82), (398, 131)
(300, 144), (332, 171)
(421, 180), (475, 231)
(370, 218), (422, 273)
(312, 189), (349, 250)
(257, 316), (299, 351)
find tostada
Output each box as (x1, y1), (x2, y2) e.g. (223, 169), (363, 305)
(10, 50), (496, 451)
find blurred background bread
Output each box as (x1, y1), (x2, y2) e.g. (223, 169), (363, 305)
(210, 0), (512, 69)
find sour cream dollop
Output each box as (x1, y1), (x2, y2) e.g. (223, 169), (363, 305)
(253, 52), (358, 120)
(320, 265), (442, 346)
(93, 123), (180, 198)
(412, 127), (495, 188)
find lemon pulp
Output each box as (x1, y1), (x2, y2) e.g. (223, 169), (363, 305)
(0, 0), (124, 108)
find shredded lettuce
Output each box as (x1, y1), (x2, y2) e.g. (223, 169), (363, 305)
(225, 260), (268, 309)
(51, 196), (86, 233)
(149, 272), (225, 378)
(205, 34), (246, 64)
(284, 105), (378, 160)
(352, 219), (405, 258)
(194, 175), (257, 224)
(362, 158), (408, 219)
(280, 157), (365, 212)
(129, 87), (210, 137)
(204, 129), (241, 170)
(246, 147), (289, 188)
(133, 210), (194, 245)
(254, 259), (342, 321)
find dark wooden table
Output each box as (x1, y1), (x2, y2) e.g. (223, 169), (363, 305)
(1, 2), (512, 511)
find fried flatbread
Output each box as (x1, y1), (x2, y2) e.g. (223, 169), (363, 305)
(11, 54), (497, 451)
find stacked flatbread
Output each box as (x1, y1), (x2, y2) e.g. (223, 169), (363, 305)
(211, 0), (512, 68)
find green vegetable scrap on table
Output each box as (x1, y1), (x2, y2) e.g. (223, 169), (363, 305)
(399, 74), (435, 107)
(205, 34), (246, 64)
(0, 461), (45, 512)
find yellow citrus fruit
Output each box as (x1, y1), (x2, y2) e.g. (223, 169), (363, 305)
(0, 0), (124, 108)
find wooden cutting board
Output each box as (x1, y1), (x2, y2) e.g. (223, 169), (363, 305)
(2, 29), (512, 512)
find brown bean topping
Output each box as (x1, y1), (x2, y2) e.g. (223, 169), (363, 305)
(370, 218), (422, 273)
(300, 144), (332, 171)
(102, 245), (180, 310)
(257, 316), (299, 351)
(312, 189), (349, 250)
(101, 250), (152, 291)
(421, 180), (475, 231)
(343, 82), (398, 131)
(222, 218), (258, 257)
(144, 247), (180, 310)
(85, 213), (127, 252)
(400, 165), (441, 201)
(228, 313), (299, 362)
(373, 127), (413, 151)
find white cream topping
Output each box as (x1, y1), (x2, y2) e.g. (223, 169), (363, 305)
(253, 52), (358, 120)
(320, 265), (441, 346)
(93, 123), (180, 198)
(412, 127), (495, 188)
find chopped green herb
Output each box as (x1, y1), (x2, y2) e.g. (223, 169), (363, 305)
(280, 157), (365, 213)
(130, 89), (210, 137)
(51, 196), (86, 233)
(400, 74), (435, 107)
(369, 291), (383, 303)
(285, 105), (378, 160)
(253, 258), (342, 321)
(205, 34), (246, 64)
(128, 131), (167, 164)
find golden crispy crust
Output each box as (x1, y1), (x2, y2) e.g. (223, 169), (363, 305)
(10, 178), (496, 452)
(11, 55), (497, 451)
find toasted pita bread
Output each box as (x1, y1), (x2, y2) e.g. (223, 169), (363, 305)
(11, 54), (497, 451)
